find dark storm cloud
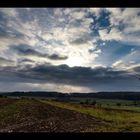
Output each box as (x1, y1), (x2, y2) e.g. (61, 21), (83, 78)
(0, 64), (132, 86)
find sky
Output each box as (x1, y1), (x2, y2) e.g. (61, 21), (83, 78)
(0, 8), (140, 93)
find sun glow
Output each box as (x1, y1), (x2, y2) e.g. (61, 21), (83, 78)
(64, 56), (83, 67)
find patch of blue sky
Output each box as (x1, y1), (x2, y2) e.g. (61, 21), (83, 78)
(94, 40), (135, 66)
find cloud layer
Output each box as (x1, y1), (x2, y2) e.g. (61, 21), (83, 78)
(0, 8), (140, 92)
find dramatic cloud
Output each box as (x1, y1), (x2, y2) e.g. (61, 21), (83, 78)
(0, 64), (139, 92)
(9, 44), (68, 62)
(0, 8), (140, 92)
(99, 8), (140, 45)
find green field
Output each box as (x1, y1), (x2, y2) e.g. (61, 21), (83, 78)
(41, 99), (140, 132)
(58, 97), (140, 112)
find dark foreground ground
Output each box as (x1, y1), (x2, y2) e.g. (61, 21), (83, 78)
(0, 98), (111, 132)
(0, 97), (140, 132)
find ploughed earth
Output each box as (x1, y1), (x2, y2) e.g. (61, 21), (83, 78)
(0, 98), (110, 132)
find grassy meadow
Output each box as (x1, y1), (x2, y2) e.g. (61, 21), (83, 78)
(41, 99), (140, 132)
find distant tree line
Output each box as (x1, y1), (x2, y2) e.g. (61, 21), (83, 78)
(80, 99), (97, 106)
(1, 91), (140, 101)
(0, 95), (7, 98)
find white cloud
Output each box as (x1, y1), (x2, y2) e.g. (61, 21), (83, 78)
(35, 8), (99, 67)
(0, 8), (140, 92)
(112, 60), (127, 70)
(94, 49), (102, 54)
(0, 57), (16, 67)
(0, 8), (18, 17)
(99, 28), (122, 41)
(0, 8), (139, 69)
(119, 49), (140, 65)
(70, 10), (86, 20)
(0, 37), (23, 50)
(112, 60), (140, 76)
(89, 8), (102, 17)
(103, 8), (140, 45)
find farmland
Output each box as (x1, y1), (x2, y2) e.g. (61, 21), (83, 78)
(0, 96), (140, 132)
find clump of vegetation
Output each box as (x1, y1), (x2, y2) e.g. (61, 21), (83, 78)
(133, 101), (139, 106)
(80, 101), (84, 104)
(85, 99), (90, 105)
(91, 100), (97, 106)
(0, 95), (2, 98)
(0, 95), (7, 98)
(116, 103), (121, 106)
(21, 97), (26, 99)
(80, 99), (97, 106)
(98, 103), (102, 107)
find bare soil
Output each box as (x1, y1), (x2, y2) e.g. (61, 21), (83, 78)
(0, 98), (110, 132)
(0, 98), (18, 107)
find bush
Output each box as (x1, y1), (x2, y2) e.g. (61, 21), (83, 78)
(21, 97), (25, 99)
(91, 100), (96, 106)
(85, 99), (90, 105)
(133, 101), (138, 106)
(0, 95), (7, 98)
(98, 103), (102, 107)
(0, 95), (3, 98)
(80, 101), (84, 104)
(116, 103), (121, 106)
